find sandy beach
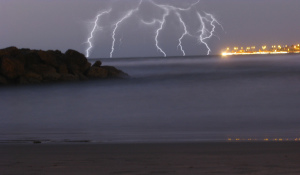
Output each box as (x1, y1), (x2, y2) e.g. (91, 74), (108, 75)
(1, 142), (300, 175)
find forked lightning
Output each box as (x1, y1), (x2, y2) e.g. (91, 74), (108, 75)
(85, 0), (223, 58)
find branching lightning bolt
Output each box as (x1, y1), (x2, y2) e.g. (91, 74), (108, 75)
(142, 0), (200, 57)
(110, 0), (143, 58)
(85, 0), (223, 58)
(175, 0), (200, 56)
(197, 12), (223, 55)
(86, 9), (111, 58)
(204, 12), (224, 40)
(141, 0), (170, 57)
(205, 12), (224, 31)
(197, 12), (211, 55)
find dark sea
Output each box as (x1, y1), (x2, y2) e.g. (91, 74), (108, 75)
(1, 54), (300, 143)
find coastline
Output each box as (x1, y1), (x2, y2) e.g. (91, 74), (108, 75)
(1, 141), (300, 175)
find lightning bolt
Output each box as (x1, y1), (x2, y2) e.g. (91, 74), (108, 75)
(204, 12), (224, 40)
(86, 0), (223, 58)
(198, 12), (211, 55)
(174, 1), (200, 56)
(141, 0), (169, 57)
(152, 4), (169, 57)
(85, 9), (112, 58)
(176, 12), (191, 56)
(110, 0), (143, 58)
(205, 12), (224, 31)
(197, 12), (223, 55)
(142, 0), (200, 57)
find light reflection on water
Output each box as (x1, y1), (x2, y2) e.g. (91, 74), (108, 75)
(1, 55), (300, 143)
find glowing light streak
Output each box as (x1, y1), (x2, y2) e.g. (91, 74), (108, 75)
(204, 12), (224, 31)
(197, 12), (223, 55)
(197, 12), (211, 55)
(223, 43), (300, 56)
(141, 19), (157, 26)
(153, 7), (168, 57)
(142, 0), (171, 57)
(159, 0), (200, 11)
(176, 12), (190, 56)
(86, 0), (222, 58)
(144, 0), (201, 57)
(222, 51), (289, 56)
(204, 12), (224, 40)
(86, 9), (112, 58)
(110, 0), (143, 58)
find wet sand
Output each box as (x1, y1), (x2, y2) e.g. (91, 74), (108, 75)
(1, 142), (300, 175)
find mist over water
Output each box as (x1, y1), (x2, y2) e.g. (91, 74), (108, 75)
(1, 55), (300, 143)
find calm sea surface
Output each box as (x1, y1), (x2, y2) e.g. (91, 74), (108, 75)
(1, 55), (300, 143)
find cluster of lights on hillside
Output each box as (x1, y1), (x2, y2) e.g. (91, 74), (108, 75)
(222, 44), (300, 56)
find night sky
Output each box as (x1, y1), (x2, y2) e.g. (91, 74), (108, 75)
(1, 0), (299, 58)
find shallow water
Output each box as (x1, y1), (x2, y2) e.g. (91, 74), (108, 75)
(1, 55), (300, 143)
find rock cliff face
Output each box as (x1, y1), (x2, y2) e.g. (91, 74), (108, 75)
(0, 47), (129, 85)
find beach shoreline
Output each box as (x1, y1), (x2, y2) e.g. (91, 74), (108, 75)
(1, 141), (300, 175)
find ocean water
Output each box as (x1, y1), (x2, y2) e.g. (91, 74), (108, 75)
(1, 55), (300, 143)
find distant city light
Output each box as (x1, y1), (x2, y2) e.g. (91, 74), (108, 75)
(222, 43), (300, 56)
(226, 137), (300, 142)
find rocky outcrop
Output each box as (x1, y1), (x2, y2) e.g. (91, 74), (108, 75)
(0, 47), (129, 85)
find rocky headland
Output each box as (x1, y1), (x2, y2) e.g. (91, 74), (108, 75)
(0, 47), (129, 85)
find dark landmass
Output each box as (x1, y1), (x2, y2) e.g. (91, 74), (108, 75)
(0, 47), (129, 85)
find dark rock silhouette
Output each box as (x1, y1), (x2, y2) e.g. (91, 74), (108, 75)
(1, 56), (25, 79)
(87, 67), (108, 78)
(0, 47), (129, 85)
(92, 61), (102, 67)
